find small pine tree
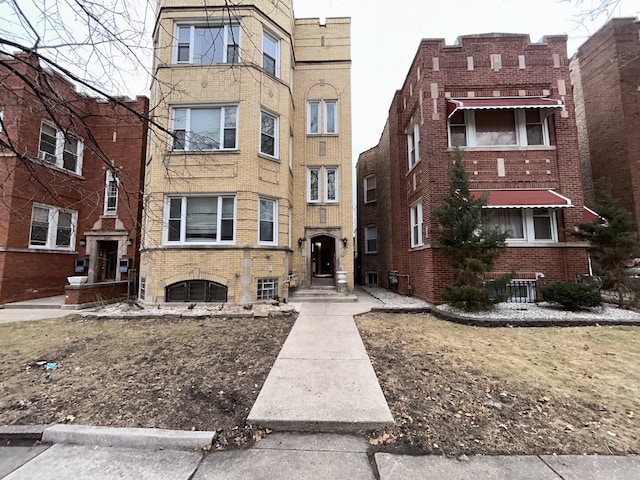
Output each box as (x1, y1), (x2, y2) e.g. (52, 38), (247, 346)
(434, 148), (510, 311)
(575, 181), (640, 308)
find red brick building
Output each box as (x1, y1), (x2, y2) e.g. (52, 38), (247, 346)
(357, 33), (590, 304)
(0, 54), (148, 305)
(571, 17), (640, 234)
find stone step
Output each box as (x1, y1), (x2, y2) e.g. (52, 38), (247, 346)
(288, 289), (358, 303)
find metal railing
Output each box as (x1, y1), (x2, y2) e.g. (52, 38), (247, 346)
(492, 280), (537, 303)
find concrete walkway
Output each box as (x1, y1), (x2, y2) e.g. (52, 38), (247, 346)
(247, 291), (394, 431)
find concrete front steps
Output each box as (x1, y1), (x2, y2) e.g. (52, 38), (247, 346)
(288, 286), (357, 303)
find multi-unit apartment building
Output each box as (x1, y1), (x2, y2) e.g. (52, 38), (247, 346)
(571, 17), (640, 234)
(0, 54), (148, 305)
(357, 33), (590, 303)
(140, 0), (353, 303)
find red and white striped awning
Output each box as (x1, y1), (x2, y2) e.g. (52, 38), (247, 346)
(469, 189), (572, 208)
(447, 97), (563, 118)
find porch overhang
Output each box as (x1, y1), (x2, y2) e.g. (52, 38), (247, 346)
(469, 189), (572, 209)
(447, 97), (564, 118)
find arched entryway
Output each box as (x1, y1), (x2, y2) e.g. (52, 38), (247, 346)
(310, 235), (336, 286)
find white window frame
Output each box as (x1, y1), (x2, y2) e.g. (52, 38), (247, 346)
(171, 106), (238, 152)
(307, 166), (339, 204)
(164, 195), (236, 245)
(407, 118), (420, 169)
(0, 108), (4, 133)
(410, 201), (424, 247)
(173, 23), (240, 64)
(364, 175), (376, 204)
(365, 225), (377, 254)
(307, 100), (338, 135)
(29, 204), (77, 251)
(258, 197), (278, 245)
(104, 168), (119, 216)
(38, 121), (84, 175)
(260, 110), (279, 158)
(448, 109), (551, 148)
(262, 30), (280, 77)
(484, 208), (558, 243)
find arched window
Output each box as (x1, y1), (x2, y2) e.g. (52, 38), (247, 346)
(165, 280), (227, 302)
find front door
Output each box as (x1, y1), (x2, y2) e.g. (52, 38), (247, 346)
(97, 240), (118, 281)
(311, 235), (335, 285)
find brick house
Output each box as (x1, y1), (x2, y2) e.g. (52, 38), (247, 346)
(139, 0), (353, 303)
(357, 33), (590, 303)
(0, 54), (148, 305)
(570, 17), (640, 235)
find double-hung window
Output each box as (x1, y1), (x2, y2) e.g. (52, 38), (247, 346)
(175, 24), (240, 64)
(259, 198), (277, 244)
(407, 118), (420, 169)
(307, 166), (338, 203)
(365, 226), (377, 254)
(410, 202), (423, 247)
(483, 208), (557, 242)
(364, 175), (376, 203)
(29, 204), (77, 250)
(104, 169), (119, 215)
(307, 100), (338, 135)
(166, 195), (235, 244)
(171, 106), (237, 151)
(262, 31), (279, 77)
(260, 111), (278, 158)
(38, 122), (83, 174)
(448, 109), (550, 148)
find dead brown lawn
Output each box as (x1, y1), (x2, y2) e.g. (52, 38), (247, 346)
(356, 312), (640, 456)
(0, 315), (295, 448)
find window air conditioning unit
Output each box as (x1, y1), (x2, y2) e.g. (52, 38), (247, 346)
(39, 151), (56, 163)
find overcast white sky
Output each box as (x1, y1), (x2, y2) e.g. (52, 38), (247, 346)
(291, 0), (639, 161)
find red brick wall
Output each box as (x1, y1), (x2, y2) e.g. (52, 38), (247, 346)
(377, 33), (590, 304)
(64, 281), (129, 306)
(0, 55), (148, 304)
(573, 18), (640, 236)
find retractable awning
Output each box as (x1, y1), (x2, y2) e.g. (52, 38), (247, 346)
(469, 189), (572, 208)
(447, 97), (564, 118)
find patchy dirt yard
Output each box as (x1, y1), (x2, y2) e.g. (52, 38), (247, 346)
(356, 312), (640, 456)
(0, 314), (295, 449)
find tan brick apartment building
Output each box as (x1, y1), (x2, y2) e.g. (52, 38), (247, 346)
(140, 0), (353, 303)
(357, 33), (590, 303)
(0, 55), (148, 304)
(571, 17), (640, 234)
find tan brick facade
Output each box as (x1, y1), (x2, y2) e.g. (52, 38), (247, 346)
(140, 1), (352, 303)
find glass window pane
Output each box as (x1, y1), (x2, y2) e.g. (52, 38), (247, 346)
(533, 209), (553, 240)
(173, 109), (187, 130)
(168, 220), (181, 241)
(55, 212), (72, 247)
(39, 124), (57, 156)
(526, 124), (543, 145)
(326, 168), (336, 201)
(220, 219), (234, 241)
(30, 207), (49, 246)
(63, 136), (78, 171)
(308, 103), (319, 133)
(309, 169), (319, 201)
(475, 110), (517, 146)
(487, 209), (524, 238)
(260, 199), (274, 221)
(194, 26), (223, 64)
(191, 108), (221, 150)
(169, 198), (182, 218)
(525, 110), (541, 123)
(325, 102), (336, 133)
(221, 197), (234, 218)
(450, 126), (466, 147)
(186, 197), (217, 241)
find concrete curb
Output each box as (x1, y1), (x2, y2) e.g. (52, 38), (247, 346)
(31, 425), (216, 450)
(2, 424), (216, 450)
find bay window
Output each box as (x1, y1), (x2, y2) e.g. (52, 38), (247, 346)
(483, 208), (557, 242)
(171, 106), (237, 151)
(259, 198), (277, 244)
(260, 111), (278, 158)
(448, 109), (550, 147)
(165, 195), (235, 244)
(175, 24), (239, 64)
(262, 30), (279, 77)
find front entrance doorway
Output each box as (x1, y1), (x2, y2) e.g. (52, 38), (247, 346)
(311, 235), (335, 286)
(97, 240), (118, 281)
